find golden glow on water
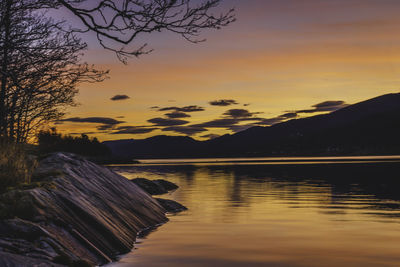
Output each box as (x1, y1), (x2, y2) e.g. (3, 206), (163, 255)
(108, 162), (400, 267)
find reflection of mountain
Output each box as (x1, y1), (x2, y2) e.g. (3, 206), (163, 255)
(111, 162), (400, 219)
(105, 93), (400, 158)
(232, 162), (400, 216)
(215, 162), (400, 203)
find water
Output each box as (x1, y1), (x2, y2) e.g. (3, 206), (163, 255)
(108, 159), (400, 267)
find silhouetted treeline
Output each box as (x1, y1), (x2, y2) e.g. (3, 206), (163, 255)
(38, 129), (111, 158)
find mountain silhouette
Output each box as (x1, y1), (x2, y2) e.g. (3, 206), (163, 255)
(104, 93), (400, 158)
(103, 135), (202, 158)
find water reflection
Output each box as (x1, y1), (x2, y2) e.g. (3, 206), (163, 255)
(109, 162), (400, 267)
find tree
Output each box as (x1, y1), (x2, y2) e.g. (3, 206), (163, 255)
(0, 0), (107, 142)
(0, 0), (234, 142)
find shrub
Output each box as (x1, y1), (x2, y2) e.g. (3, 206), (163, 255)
(0, 140), (37, 191)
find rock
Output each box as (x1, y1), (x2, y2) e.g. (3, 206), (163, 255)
(131, 178), (168, 195)
(0, 251), (64, 267)
(131, 178), (178, 195)
(0, 152), (168, 266)
(155, 198), (188, 213)
(154, 179), (179, 191)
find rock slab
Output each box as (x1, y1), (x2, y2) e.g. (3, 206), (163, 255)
(131, 178), (178, 195)
(155, 198), (188, 213)
(0, 153), (168, 266)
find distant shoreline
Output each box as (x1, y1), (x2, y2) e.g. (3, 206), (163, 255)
(107, 155), (400, 166)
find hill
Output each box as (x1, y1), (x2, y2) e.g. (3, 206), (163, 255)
(104, 93), (400, 158)
(103, 136), (202, 158)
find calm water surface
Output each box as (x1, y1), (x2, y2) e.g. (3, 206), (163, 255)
(108, 159), (400, 267)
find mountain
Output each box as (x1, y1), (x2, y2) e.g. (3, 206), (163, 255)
(104, 93), (400, 158)
(103, 135), (202, 158)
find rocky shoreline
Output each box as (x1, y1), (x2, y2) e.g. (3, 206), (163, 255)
(0, 153), (185, 266)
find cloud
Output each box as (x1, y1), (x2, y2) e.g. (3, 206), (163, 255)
(96, 124), (116, 131)
(256, 118), (285, 126)
(255, 112), (298, 127)
(255, 100), (348, 127)
(256, 103), (344, 127)
(69, 132), (96, 135)
(116, 116), (125, 118)
(110, 95), (130, 101)
(209, 99), (238, 106)
(279, 112), (298, 119)
(60, 117), (124, 125)
(162, 126), (207, 135)
(165, 111), (191, 119)
(60, 117), (125, 132)
(158, 105), (205, 112)
(295, 100), (348, 114)
(200, 134), (221, 139)
(228, 124), (258, 133)
(312, 101), (349, 112)
(111, 126), (158, 134)
(77, 99), (349, 138)
(255, 100), (347, 127)
(193, 112), (264, 132)
(194, 118), (239, 128)
(147, 117), (189, 126)
(223, 109), (262, 118)
(314, 100), (346, 109)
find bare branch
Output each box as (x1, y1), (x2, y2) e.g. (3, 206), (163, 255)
(55, 0), (235, 62)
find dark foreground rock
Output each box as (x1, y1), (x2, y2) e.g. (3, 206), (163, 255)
(0, 153), (169, 266)
(0, 251), (64, 267)
(154, 179), (179, 191)
(132, 178), (178, 195)
(155, 198), (188, 213)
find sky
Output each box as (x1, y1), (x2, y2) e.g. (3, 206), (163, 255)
(55, 0), (400, 141)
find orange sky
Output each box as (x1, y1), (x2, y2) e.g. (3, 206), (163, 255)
(55, 0), (400, 141)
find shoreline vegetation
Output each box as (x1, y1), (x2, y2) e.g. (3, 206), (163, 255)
(0, 152), (185, 266)
(0, 141), (37, 192)
(38, 129), (139, 165)
(0, 129), (140, 192)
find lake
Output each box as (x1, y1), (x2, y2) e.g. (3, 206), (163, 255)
(108, 158), (400, 267)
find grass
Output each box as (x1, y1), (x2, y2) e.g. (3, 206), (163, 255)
(0, 140), (37, 192)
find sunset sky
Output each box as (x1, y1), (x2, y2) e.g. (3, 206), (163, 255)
(55, 0), (400, 141)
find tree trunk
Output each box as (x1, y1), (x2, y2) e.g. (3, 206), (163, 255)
(0, 0), (12, 139)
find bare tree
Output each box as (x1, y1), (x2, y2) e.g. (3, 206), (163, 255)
(0, 0), (107, 142)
